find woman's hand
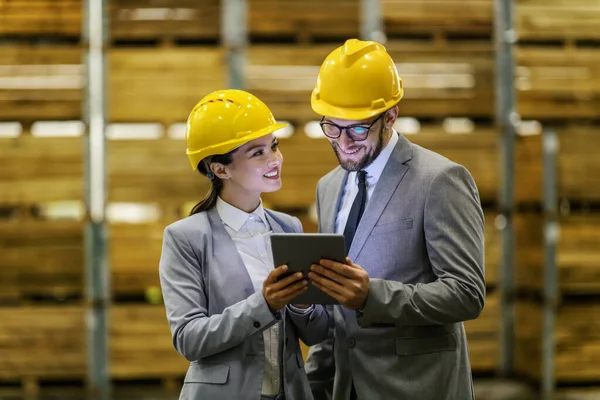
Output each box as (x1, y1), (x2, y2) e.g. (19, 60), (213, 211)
(263, 265), (308, 312)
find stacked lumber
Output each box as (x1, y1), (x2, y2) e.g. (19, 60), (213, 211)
(516, 212), (600, 295)
(0, 305), (187, 386)
(383, 0), (493, 37)
(517, 48), (600, 120)
(0, 0), (81, 37)
(0, 306), (86, 380)
(109, 48), (226, 122)
(0, 135), (82, 203)
(248, 0), (359, 42)
(0, 46), (82, 121)
(110, 0), (220, 43)
(110, 305), (188, 378)
(516, 300), (600, 382)
(516, 0), (600, 42)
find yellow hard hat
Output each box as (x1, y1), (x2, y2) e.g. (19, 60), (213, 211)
(311, 39), (404, 121)
(185, 89), (288, 170)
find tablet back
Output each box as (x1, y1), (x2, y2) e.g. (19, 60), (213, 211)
(270, 233), (346, 305)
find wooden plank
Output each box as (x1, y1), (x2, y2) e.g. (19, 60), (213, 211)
(516, 299), (600, 382)
(517, 47), (600, 119)
(0, 0), (81, 36)
(517, 0), (600, 41)
(248, 0), (359, 40)
(557, 126), (600, 202)
(110, 0), (220, 41)
(110, 305), (188, 378)
(0, 136), (82, 203)
(0, 306), (85, 380)
(516, 212), (600, 295)
(0, 46), (82, 121)
(110, 223), (169, 297)
(0, 220), (83, 300)
(383, 0), (493, 36)
(108, 48), (226, 122)
(108, 138), (210, 203)
(0, 304), (187, 382)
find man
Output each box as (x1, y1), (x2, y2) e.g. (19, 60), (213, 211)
(305, 38), (486, 400)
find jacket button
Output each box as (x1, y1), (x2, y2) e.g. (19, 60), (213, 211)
(253, 321), (261, 328)
(348, 338), (356, 348)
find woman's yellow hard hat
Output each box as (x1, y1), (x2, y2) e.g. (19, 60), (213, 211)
(185, 89), (288, 170)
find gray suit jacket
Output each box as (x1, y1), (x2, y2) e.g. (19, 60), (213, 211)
(305, 133), (486, 400)
(159, 207), (330, 400)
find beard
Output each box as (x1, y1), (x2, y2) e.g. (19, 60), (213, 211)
(332, 126), (385, 171)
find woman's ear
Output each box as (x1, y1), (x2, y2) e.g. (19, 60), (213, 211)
(210, 163), (230, 180)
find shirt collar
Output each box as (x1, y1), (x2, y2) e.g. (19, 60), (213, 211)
(350, 129), (399, 185)
(216, 196), (267, 232)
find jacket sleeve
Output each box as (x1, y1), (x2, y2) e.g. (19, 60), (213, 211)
(286, 215), (331, 346)
(305, 180), (336, 400)
(159, 225), (278, 361)
(360, 164), (486, 328)
(305, 305), (335, 400)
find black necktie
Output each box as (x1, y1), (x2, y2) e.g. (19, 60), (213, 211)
(343, 170), (367, 251)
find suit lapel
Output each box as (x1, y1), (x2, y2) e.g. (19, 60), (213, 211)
(321, 167), (347, 234)
(207, 208), (255, 303)
(264, 210), (286, 234)
(348, 135), (413, 261)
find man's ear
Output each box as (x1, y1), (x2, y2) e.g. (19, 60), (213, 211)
(210, 163), (230, 180)
(384, 106), (399, 129)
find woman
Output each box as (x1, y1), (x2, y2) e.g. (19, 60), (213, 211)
(159, 89), (329, 400)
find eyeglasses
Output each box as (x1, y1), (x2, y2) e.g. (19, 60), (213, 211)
(319, 113), (384, 142)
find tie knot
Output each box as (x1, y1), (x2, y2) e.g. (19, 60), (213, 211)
(357, 170), (367, 185)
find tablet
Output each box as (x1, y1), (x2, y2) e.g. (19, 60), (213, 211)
(270, 233), (347, 305)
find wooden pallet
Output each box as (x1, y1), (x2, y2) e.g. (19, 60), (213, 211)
(248, 0), (359, 43)
(516, 211), (600, 295)
(507, 126), (600, 203)
(0, 46), (227, 122)
(517, 0), (600, 43)
(0, 0), (81, 38)
(0, 46), (82, 121)
(0, 135), (82, 203)
(383, 0), (493, 38)
(516, 299), (600, 383)
(0, 304), (188, 396)
(517, 47), (600, 120)
(110, 0), (220, 44)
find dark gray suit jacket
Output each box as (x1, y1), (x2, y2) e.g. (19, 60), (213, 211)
(306, 133), (486, 400)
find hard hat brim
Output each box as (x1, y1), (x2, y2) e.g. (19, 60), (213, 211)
(187, 122), (289, 170)
(311, 91), (403, 121)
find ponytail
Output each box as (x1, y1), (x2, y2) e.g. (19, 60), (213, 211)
(189, 179), (223, 215)
(188, 151), (235, 216)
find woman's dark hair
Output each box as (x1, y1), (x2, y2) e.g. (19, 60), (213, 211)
(189, 151), (235, 215)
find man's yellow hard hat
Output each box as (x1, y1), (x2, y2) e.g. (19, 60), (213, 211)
(185, 89), (288, 170)
(311, 39), (404, 121)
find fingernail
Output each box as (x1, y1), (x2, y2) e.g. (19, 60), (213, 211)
(282, 265), (288, 270)
(296, 272), (303, 278)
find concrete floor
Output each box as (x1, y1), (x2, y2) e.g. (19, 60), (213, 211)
(0, 379), (598, 400)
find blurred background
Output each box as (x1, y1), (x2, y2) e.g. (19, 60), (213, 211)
(0, 0), (599, 399)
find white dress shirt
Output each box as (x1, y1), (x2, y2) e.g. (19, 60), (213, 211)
(335, 130), (399, 234)
(216, 197), (282, 396)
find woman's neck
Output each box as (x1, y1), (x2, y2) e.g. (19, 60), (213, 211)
(219, 186), (261, 214)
